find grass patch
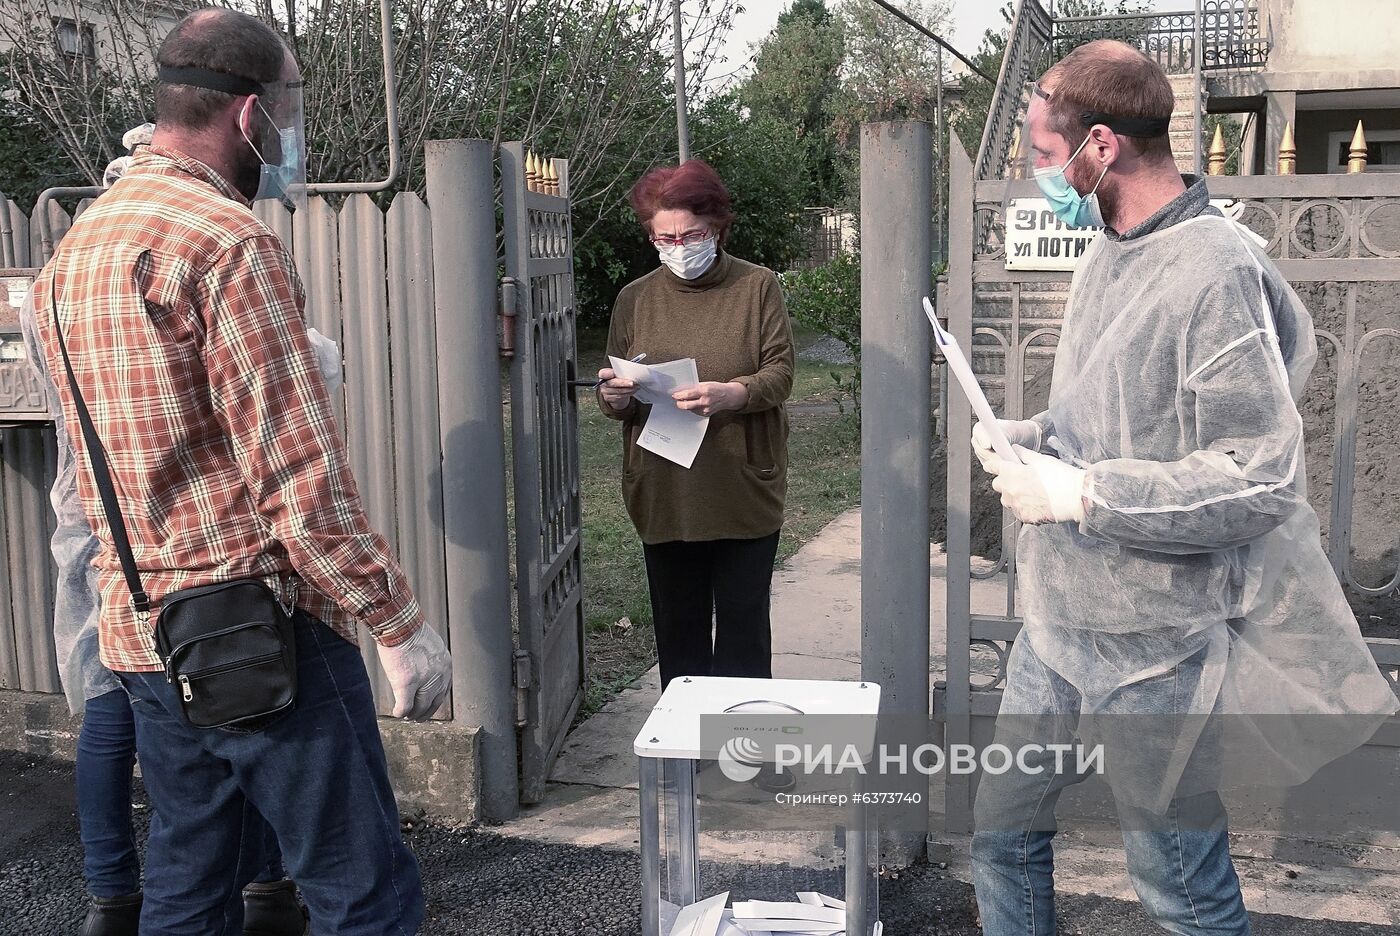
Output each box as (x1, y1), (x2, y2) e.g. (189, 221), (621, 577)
(574, 326), (861, 718)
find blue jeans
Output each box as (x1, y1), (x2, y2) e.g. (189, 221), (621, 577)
(970, 642), (1250, 935)
(78, 689), (286, 898)
(76, 688), (141, 897)
(118, 613), (423, 936)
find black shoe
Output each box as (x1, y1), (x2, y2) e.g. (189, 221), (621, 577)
(242, 880), (306, 936)
(81, 892), (142, 936)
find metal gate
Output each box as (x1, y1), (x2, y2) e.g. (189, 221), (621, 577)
(939, 137), (1400, 831)
(501, 141), (587, 803)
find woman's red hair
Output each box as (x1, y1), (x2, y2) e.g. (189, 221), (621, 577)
(629, 159), (737, 245)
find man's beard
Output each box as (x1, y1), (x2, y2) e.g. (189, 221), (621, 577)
(1067, 151), (1116, 225)
(232, 145), (264, 201)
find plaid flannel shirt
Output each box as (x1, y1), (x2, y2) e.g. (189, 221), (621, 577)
(27, 145), (423, 671)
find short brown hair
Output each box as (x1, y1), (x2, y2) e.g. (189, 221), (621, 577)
(1039, 40), (1174, 162)
(155, 9), (286, 131)
(629, 160), (737, 245)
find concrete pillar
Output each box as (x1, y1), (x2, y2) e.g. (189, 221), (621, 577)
(425, 140), (520, 820)
(1265, 91), (1297, 174)
(859, 121), (932, 864)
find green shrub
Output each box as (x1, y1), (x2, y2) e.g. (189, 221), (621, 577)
(780, 252), (861, 415)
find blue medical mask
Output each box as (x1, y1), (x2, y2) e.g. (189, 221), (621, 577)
(1033, 132), (1108, 229)
(242, 104), (301, 203)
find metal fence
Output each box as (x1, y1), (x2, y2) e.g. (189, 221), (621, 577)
(0, 195), (80, 694)
(1054, 1), (1267, 74)
(790, 207), (857, 269)
(940, 140), (1400, 831)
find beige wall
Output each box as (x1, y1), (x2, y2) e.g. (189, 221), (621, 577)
(0, 0), (180, 71)
(1265, 0), (1400, 73)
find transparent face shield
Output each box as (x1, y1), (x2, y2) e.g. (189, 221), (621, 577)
(996, 82), (1059, 252)
(1005, 81), (1049, 184)
(1002, 82), (1090, 224)
(247, 78), (307, 213)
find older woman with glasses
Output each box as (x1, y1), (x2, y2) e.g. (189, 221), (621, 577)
(596, 159), (795, 704)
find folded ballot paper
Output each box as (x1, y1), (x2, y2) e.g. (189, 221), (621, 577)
(671, 891), (880, 936)
(922, 296), (1023, 465)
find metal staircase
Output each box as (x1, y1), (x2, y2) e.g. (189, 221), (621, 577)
(974, 0), (1271, 183)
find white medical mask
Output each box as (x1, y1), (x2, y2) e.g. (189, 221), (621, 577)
(657, 236), (717, 280)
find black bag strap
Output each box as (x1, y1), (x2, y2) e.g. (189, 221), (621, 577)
(46, 299), (151, 620)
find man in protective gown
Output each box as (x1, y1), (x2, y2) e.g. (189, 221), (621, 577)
(971, 40), (1399, 935)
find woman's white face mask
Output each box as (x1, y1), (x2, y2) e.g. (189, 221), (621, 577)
(657, 236), (717, 280)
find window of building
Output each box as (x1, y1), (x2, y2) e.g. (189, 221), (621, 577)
(54, 18), (96, 60)
(1329, 128), (1400, 173)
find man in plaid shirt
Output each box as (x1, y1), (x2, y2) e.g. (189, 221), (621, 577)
(27, 9), (449, 934)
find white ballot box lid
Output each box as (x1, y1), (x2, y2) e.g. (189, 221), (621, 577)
(633, 676), (881, 761)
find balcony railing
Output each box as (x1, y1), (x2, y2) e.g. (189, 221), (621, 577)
(1054, 1), (1268, 76)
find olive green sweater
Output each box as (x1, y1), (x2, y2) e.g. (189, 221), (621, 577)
(600, 251), (794, 544)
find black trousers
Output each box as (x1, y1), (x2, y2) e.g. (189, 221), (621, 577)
(642, 531), (781, 690)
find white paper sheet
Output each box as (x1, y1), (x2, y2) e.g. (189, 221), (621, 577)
(608, 355), (710, 469)
(719, 910), (764, 936)
(922, 297), (1023, 465)
(730, 902), (845, 925)
(669, 892), (730, 936)
(795, 893), (845, 911)
(728, 920), (844, 935)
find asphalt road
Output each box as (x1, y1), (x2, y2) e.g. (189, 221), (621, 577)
(1, 751), (1395, 935)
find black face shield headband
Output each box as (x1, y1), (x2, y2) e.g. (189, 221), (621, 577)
(1033, 82), (1171, 139)
(157, 65), (265, 97)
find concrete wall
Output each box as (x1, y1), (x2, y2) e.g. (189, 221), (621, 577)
(1295, 107), (1400, 174)
(1264, 0), (1400, 74)
(0, 689), (483, 824)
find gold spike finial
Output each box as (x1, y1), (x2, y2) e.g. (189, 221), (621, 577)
(1207, 124), (1227, 175)
(545, 159), (559, 196)
(531, 151), (544, 191)
(1348, 120), (1369, 174)
(1277, 121), (1296, 175)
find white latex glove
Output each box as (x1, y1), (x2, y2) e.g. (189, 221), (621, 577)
(983, 445), (1087, 525)
(121, 122), (155, 151)
(379, 624), (452, 720)
(972, 418), (1042, 471)
(306, 327), (344, 394)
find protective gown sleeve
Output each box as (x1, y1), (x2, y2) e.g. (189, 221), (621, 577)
(1030, 411), (1057, 454)
(1078, 263), (1305, 554)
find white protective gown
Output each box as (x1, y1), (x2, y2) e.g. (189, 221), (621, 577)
(1003, 179), (1399, 809)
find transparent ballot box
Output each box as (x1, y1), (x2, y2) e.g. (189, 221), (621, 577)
(634, 677), (883, 936)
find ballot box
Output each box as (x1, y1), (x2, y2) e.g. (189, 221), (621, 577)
(634, 677), (883, 936)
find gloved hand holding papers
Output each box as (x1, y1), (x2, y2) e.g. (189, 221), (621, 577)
(608, 354), (710, 469)
(922, 297), (1023, 465)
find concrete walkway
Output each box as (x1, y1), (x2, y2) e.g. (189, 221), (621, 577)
(498, 508), (1400, 927)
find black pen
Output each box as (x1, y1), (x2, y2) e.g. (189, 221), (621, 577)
(573, 353), (646, 390)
